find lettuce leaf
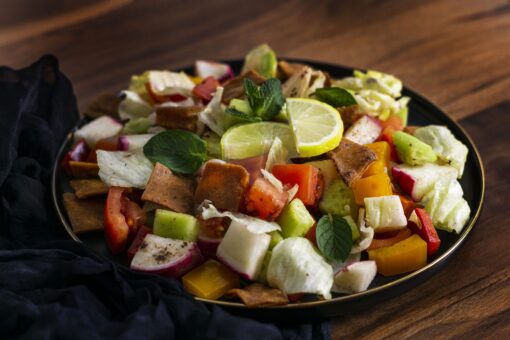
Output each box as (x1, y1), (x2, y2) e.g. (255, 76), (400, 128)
(97, 149), (154, 189)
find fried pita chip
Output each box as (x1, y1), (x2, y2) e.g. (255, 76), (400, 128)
(69, 179), (109, 199)
(83, 93), (121, 119)
(141, 163), (194, 213)
(276, 60), (307, 81)
(194, 161), (249, 212)
(68, 161), (99, 178)
(337, 105), (365, 129)
(226, 283), (289, 307)
(63, 193), (104, 234)
(328, 139), (376, 186)
(222, 70), (265, 103)
(404, 125), (418, 135)
(155, 105), (201, 132)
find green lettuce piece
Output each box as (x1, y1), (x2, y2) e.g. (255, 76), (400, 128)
(241, 44), (277, 78)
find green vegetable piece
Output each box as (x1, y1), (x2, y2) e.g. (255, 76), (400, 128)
(122, 117), (151, 134)
(393, 131), (437, 166)
(314, 87), (357, 108)
(395, 107), (408, 126)
(242, 43), (277, 78)
(153, 209), (199, 241)
(276, 198), (315, 238)
(143, 130), (207, 174)
(319, 179), (358, 219)
(244, 78), (285, 121)
(316, 215), (353, 262)
(257, 250), (272, 284)
(343, 215), (360, 241)
(269, 231), (283, 249)
(201, 131), (222, 158)
(229, 99), (252, 115)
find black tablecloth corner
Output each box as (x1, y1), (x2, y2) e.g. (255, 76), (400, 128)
(0, 56), (331, 340)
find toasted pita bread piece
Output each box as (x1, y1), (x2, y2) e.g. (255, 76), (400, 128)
(68, 161), (99, 178)
(226, 283), (289, 307)
(328, 139), (376, 186)
(222, 70), (265, 103)
(63, 193), (104, 234)
(155, 106), (202, 132)
(194, 161), (249, 212)
(141, 163), (194, 214)
(337, 105), (365, 129)
(69, 179), (109, 199)
(83, 93), (121, 119)
(276, 60), (307, 81)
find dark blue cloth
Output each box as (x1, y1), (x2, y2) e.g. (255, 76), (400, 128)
(0, 56), (331, 340)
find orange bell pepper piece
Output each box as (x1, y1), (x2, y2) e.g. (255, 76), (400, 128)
(368, 234), (427, 276)
(363, 141), (391, 177)
(351, 172), (393, 205)
(182, 260), (240, 300)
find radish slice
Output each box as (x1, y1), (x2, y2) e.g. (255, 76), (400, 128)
(130, 234), (203, 278)
(195, 60), (234, 82)
(197, 233), (222, 259)
(74, 116), (123, 148)
(118, 134), (155, 151)
(332, 261), (377, 293)
(344, 115), (382, 145)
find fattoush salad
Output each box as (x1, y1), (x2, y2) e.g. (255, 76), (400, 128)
(61, 44), (471, 306)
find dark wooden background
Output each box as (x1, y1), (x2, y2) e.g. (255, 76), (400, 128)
(1, 0), (508, 338)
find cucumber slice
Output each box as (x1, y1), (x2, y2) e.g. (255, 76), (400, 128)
(153, 209), (199, 241)
(393, 131), (437, 165)
(319, 179), (358, 219)
(276, 199), (315, 238)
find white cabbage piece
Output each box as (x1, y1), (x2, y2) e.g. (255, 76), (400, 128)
(200, 202), (281, 234)
(414, 125), (468, 178)
(354, 90), (410, 119)
(332, 261), (377, 294)
(331, 77), (363, 92)
(118, 90), (154, 121)
(74, 116), (123, 148)
(265, 137), (288, 171)
(267, 237), (334, 299)
(198, 87), (228, 136)
(350, 208), (374, 254)
(260, 169), (284, 192)
(156, 97), (195, 108)
(282, 66), (313, 98)
(97, 149), (154, 189)
(148, 71), (195, 96)
(306, 70), (327, 97)
(443, 198), (471, 234)
(353, 70), (403, 98)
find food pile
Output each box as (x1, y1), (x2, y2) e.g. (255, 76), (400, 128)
(62, 44), (471, 306)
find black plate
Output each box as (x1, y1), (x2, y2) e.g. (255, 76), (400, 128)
(52, 59), (484, 321)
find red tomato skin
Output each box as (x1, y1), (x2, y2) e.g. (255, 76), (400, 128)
(272, 164), (319, 206)
(192, 76), (221, 104)
(245, 178), (288, 221)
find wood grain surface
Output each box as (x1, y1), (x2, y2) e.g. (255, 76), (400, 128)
(1, 0), (508, 338)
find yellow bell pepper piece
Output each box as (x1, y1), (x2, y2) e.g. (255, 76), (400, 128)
(190, 76), (203, 85)
(363, 141), (391, 177)
(368, 234), (427, 276)
(182, 260), (240, 299)
(352, 172), (393, 205)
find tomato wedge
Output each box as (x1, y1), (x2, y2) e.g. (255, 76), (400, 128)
(104, 187), (146, 254)
(192, 76), (221, 103)
(145, 83), (188, 104)
(272, 164), (319, 206)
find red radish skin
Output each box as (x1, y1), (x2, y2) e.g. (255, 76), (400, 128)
(197, 233), (222, 259)
(130, 234), (204, 278)
(392, 167), (415, 199)
(195, 60), (234, 82)
(127, 226), (152, 260)
(61, 140), (90, 173)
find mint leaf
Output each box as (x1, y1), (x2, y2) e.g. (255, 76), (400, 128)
(316, 214), (353, 262)
(244, 78), (285, 120)
(225, 107), (262, 125)
(143, 130), (207, 174)
(314, 87), (357, 108)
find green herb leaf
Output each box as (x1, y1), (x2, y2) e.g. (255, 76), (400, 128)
(225, 107), (262, 125)
(143, 130), (207, 174)
(316, 214), (353, 262)
(244, 78), (285, 121)
(314, 87), (357, 108)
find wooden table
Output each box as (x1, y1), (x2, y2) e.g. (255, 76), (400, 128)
(2, 0), (508, 338)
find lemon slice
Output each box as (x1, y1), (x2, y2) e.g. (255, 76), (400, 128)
(286, 98), (343, 157)
(221, 122), (296, 160)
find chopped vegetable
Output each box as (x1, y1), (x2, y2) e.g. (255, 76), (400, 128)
(368, 234), (427, 276)
(363, 141), (391, 177)
(153, 209), (199, 241)
(122, 117), (152, 135)
(276, 198), (315, 238)
(74, 116), (123, 148)
(130, 234), (203, 277)
(408, 208), (441, 255)
(183, 260), (240, 300)
(97, 149), (154, 189)
(344, 115), (382, 145)
(118, 91), (153, 121)
(333, 261), (377, 293)
(61, 140), (90, 174)
(127, 226), (152, 260)
(197, 87), (228, 136)
(245, 177), (288, 221)
(267, 237), (333, 299)
(319, 178), (358, 219)
(265, 137), (288, 171)
(314, 87), (357, 108)
(351, 172), (393, 205)
(244, 78), (285, 121)
(368, 228), (412, 250)
(351, 208), (374, 254)
(272, 164), (319, 206)
(193, 76), (221, 103)
(393, 131), (437, 166)
(241, 43), (277, 78)
(364, 195), (407, 232)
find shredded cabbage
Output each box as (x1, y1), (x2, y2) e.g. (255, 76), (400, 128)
(118, 90), (153, 121)
(306, 71), (327, 97)
(414, 125), (468, 178)
(148, 71), (195, 96)
(198, 87), (228, 136)
(260, 169), (284, 192)
(353, 70), (403, 98)
(267, 237), (333, 299)
(97, 149), (154, 189)
(265, 137), (288, 171)
(350, 208), (374, 254)
(200, 202), (281, 234)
